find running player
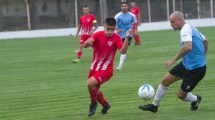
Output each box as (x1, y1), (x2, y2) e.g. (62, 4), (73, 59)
(115, 2), (137, 71)
(139, 11), (208, 113)
(81, 17), (133, 116)
(130, 0), (141, 45)
(73, 5), (97, 63)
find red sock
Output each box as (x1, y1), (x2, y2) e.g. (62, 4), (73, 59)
(134, 34), (140, 44)
(89, 88), (98, 104)
(97, 91), (108, 107)
(77, 51), (82, 59)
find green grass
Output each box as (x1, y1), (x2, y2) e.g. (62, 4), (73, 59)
(0, 27), (214, 120)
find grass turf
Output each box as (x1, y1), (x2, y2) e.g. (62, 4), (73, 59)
(0, 27), (214, 120)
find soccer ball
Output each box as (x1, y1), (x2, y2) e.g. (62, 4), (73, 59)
(138, 84), (155, 100)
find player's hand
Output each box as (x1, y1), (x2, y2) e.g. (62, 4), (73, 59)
(138, 22), (141, 26)
(90, 31), (94, 36)
(166, 59), (176, 68)
(117, 29), (123, 33)
(126, 29), (134, 38)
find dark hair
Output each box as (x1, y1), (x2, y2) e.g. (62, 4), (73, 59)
(121, 2), (128, 5)
(105, 17), (116, 26)
(83, 3), (88, 8)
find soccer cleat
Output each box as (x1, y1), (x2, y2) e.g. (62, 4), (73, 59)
(138, 104), (158, 113)
(101, 102), (111, 114)
(191, 95), (202, 111)
(88, 103), (98, 116)
(116, 65), (122, 71)
(73, 58), (80, 63)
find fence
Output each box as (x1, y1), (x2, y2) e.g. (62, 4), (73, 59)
(0, 0), (214, 32)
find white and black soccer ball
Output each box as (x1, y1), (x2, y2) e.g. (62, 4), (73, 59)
(138, 84), (155, 100)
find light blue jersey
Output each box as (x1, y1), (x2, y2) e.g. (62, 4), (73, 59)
(114, 12), (137, 38)
(180, 24), (206, 70)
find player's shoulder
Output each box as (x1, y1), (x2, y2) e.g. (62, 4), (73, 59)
(88, 13), (96, 17)
(115, 12), (123, 18)
(128, 12), (136, 17)
(181, 24), (192, 33)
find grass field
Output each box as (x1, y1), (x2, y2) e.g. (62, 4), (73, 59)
(0, 27), (214, 120)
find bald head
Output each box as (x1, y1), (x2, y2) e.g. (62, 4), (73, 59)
(169, 11), (185, 31)
(170, 11), (184, 21)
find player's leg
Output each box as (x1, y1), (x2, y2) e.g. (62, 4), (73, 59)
(116, 37), (132, 70)
(139, 62), (184, 113)
(94, 70), (113, 114)
(87, 76), (99, 116)
(179, 66), (206, 111)
(73, 35), (90, 63)
(133, 31), (140, 45)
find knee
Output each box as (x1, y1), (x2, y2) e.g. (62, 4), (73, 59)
(87, 78), (98, 89)
(161, 78), (170, 87)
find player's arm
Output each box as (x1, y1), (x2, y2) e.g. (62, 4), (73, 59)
(203, 39), (208, 54)
(166, 41), (192, 68)
(75, 24), (82, 39)
(81, 38), (94, 48)
(119, 29), (134, 54)
(138, 13), (141, 26)
(200, 33), (208, 54)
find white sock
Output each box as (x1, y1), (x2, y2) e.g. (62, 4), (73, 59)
(118, 54), (126, 67)
(183, 92), (197, 102)
(152, 84), (168, 106)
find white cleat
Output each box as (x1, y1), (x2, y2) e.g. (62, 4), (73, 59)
(116, 65), (122, 71)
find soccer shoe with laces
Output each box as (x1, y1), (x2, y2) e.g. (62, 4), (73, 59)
(101, 102), (111, 114)
(138, 104), (158, 113)
(88, 103), (98, 116)
(191, 95), (202, 111)
(72, 58), (80, 63)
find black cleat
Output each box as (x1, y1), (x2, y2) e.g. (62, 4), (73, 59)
(138, 104), (158, 113)
(191, 95), (202, 111)
(88, 103), (98, 117)
(101, 102), (111, 114)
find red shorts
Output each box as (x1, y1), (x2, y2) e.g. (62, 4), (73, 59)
(80, 34), (91, 44)
(88, 69), (113, 85)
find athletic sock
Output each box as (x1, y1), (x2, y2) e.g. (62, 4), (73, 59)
(89, 88), (98, 104)
(97, 91), (108, 107)
(118, 54), (126, 67)
(134, 34), (140, 44)
(152, 84), (168, 106)
(183, 92), (197, 102)
(77, 51), (82, 59)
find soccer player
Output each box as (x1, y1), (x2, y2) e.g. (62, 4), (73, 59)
(81, 17), (133, 116)
(139, 11), (208, 113)
(73, 5), (97, 63)
(115, 2), (137, 71)
(130, 0), (141, 45)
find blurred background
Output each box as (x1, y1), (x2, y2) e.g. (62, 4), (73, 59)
(0, 0), (214, 32)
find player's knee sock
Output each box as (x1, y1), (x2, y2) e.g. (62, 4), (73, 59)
(134, 34), (140, 44)
(152, 84), (168, 106)
(89, 87), (98, 104)
(97, 91), (108, 107)
(119, 54), (126, 67)
(77, 51), (82, 59)
(183, 92), (197, 102)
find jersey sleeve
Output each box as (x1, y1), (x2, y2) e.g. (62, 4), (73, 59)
(199, 32), (206, 41)
(91, 15), (97, 24)
(130, 12), (137, 23)
(180, 24), (192, 42)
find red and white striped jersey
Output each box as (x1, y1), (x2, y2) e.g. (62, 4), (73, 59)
(90, 31), (123, 71)
(79, 14), (96, 35)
